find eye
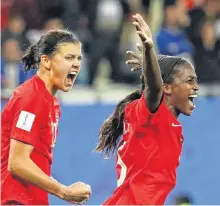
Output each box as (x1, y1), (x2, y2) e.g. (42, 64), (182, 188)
(78, 56), (82, 61)
(187, 78), (198, 85)
(65, 56), (74, 61)
(187, 79), (194, 83)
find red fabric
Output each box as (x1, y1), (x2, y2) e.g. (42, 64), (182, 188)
(1, 3), (10, 29)
(103, 93), (183, 205)
(186, 0), (194, 9)
(1, 75), (61, 205)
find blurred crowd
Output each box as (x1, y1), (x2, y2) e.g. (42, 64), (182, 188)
(1, 0), (220, 98)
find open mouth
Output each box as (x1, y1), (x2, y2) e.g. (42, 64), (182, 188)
(67, 71), (78, 83)
(188, 94), (197, 108)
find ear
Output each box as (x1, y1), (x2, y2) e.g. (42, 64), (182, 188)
(163, 84), (172, 95)
(40, 55), (51, 70)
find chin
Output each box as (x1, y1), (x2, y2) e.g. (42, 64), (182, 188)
(61, 87), (72, 92)
(182, 110), (193, 116)
(186, 112), (192, 116)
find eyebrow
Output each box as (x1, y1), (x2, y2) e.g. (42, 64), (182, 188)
(66, 54), (82, 58)
(187, 75), (197, 79)
(185, 76), (198, 81)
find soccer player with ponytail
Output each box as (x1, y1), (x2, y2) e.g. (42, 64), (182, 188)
(1, 30), (91, 205)
(96, 14), (199, 205)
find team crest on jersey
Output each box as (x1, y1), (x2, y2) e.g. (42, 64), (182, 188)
(16, 111), (36, 132)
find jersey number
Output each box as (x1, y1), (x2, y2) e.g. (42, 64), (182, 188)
(117, 141), (127, 187)
(51, 122), (57, 147)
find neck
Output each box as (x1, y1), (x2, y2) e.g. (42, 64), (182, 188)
(37, 69), (57, 96)
(164, 98), (180, 118)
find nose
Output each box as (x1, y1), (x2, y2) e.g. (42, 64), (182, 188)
(72, 60), (80, 68)
(193, 81), (199, 91)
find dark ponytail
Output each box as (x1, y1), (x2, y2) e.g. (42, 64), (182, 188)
(95, 55), (190, 158)
(21, 44), (39, 71)
(21, 29), (80, 72)
(95, 77), (145, 157)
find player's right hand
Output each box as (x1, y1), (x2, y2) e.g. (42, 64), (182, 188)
(62, 182), (91, 204)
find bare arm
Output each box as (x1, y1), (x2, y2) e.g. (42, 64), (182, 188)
(142, 46), (163, 112)
(133, 14), (163, 113)
(8, 139), (91, 204)
(8, 139), (67, 198)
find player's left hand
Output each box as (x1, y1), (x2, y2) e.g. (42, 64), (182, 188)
(126, 43), (143, 72)
(132, 13), (153, 49)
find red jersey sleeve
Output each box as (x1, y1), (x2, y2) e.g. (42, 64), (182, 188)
(10, 94), (46, 146)
(125, 93), (165, 126)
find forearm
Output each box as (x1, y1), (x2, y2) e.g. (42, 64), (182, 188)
(142, 45), (163, 92)
(51, 175), (59, 182)
(8, 157), (66, 199)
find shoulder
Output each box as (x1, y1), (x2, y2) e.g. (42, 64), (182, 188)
(124, 98), (139, 115)
(124, 93), (170, 125)
(14, 78), (46, 106)
(6, 90), (47, 120)
(15, 77), (38, 95)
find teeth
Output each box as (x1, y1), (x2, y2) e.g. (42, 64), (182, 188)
(70, 71), (77, 75)
(189, 94), (197, 98)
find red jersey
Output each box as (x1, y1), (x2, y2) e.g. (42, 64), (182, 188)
(103, 94), (183, 205)
(1, 75), (61, 205)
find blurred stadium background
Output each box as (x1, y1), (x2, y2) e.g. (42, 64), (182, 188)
(1, 0), (220, 204)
